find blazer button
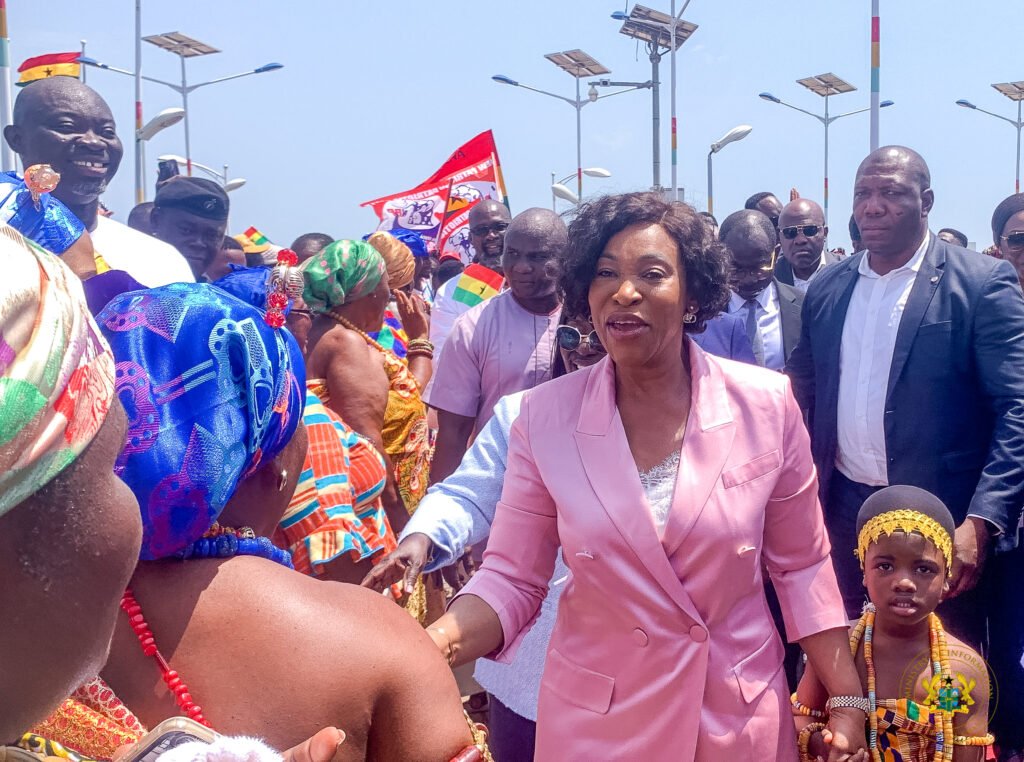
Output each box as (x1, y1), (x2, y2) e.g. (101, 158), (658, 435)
(632, 628), (649, 647)
(689, 625), (708, 643)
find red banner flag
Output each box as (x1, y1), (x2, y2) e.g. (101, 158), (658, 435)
(361, 131), (508, 262)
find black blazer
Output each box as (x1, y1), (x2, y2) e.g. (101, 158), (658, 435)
(774, 249), (842, 287)
(775, 279), (803, 364)
(787, 236), (1024, 545)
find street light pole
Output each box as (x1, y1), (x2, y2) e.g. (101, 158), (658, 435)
(650, 46), (662, 191)
(759, 74), (893, 228)
(956, 84), (1024, 194)
(575, 74), (583, 200)
(706, 124), (752, 215)
(706, 150), (713, 215)
(134, 0), (143, 202)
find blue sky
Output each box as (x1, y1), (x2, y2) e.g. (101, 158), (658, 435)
(11, 1), (1023, 249)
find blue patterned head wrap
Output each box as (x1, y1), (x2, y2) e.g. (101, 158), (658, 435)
(97, 282), (306, 560)
(0, 171), (85, 254)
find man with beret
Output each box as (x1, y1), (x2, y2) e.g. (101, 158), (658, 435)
(4, 76), (193, 286)
(151, 176), (230, 279)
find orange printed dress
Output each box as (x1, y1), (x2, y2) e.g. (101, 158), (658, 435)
(308, 348), (432, 515)
(275, 390), (397, 575)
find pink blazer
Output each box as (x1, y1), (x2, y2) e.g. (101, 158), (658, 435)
(458, 341), (847, 760)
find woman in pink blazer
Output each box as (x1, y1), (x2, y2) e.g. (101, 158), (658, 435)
(428, 193), (868, 761)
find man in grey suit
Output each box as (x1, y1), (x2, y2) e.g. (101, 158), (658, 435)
(775, 198), (840, 291)
(720, 209), (803, 370)
(787, 146), (1024, 644)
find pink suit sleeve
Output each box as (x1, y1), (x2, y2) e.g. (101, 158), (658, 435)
(453, 393), (559, 662)
(762, 377), (849, 642)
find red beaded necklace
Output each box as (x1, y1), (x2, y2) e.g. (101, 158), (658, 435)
(120, 588), (212, 728)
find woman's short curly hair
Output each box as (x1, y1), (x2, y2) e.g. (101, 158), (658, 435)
(560, 192), (731, 334)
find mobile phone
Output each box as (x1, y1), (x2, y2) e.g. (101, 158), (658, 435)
(156, 159), (181, 185)
(121, 717), (217, 762)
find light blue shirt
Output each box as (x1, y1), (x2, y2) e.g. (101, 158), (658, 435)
(400, 391), (568, 721)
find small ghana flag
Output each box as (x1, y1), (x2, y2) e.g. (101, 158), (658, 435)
(244, 226), (269, 247)
(451, 263), (504, 309)
(17, 52), (81, 87)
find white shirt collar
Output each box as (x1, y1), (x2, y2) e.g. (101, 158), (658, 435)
(859, 232), (930, 279)
(729, 280), (777, 311)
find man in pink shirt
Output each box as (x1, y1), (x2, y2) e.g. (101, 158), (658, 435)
(427, 208), (567, 485)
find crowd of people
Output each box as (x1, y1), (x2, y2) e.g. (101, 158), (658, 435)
(3, 72), (1024, 762)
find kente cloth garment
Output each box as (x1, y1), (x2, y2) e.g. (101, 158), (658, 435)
(368, 308), (408, 359)
(275, 389), (396, 576)
(96, 282), (306, 560)
(366, 231), (415, 291)
(0, 224), (115, 516)
(872, 698), (936, 762)
(0, 172), (84, 254)
(308, 348), (434, 623)
(300, 239), (385, 312)
(27, 678), (145, 761)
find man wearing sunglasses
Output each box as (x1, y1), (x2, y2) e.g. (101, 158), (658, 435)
(775, 198), (839, 292)
(787, 146), (1024, 650)
(721, 208), (803, 371)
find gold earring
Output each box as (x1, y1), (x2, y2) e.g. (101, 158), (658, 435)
(683, 309), (697, 324)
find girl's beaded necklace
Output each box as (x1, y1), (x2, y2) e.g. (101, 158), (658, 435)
(123, 525), (294, 727)
(854, 603), (955, 762)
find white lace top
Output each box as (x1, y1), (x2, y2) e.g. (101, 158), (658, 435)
(638, 451), (681, 535)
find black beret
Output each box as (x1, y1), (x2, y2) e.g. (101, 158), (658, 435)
(154, 176), (229, 221)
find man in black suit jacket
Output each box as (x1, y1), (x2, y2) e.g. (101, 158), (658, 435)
(787, 146), (1024, 643)
(775, 198), (841, 291)
(720, 209), (803, 370)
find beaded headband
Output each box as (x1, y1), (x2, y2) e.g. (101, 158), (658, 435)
(855, 508), (954, 578)
(265, 247), (303, 327)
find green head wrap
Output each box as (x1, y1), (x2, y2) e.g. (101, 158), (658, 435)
(300, 239), (386, 313)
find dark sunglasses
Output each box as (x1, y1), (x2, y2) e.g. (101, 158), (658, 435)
(470, 222), (509, 237)
(1001, 231), (1024, 250)
(556, 325), (603, 352)
(781, 224), (822, 240)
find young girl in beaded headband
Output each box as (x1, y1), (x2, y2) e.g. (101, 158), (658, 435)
(793, 485), (992, 762)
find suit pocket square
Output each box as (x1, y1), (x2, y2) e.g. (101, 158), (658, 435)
(722, 450), (782, 488)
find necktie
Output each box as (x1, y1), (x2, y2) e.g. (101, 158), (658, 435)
(744, 298), (765, 366)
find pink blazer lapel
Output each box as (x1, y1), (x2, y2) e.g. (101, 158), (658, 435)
(573, 356), (706, 626)
(661, 341), (736, 557)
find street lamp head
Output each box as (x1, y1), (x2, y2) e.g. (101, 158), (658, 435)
(224, 178), (246, 192)
(955, 99), (977, 109)
(880, 100), (895, 108)
(157, 154), (188, 165)
(588, 84), (599, 102)
(254, 62), (283, 74)
(492, 74), (519, 87)
(582, 167), (612, 178)
(551, 183), (580, 204)
(138, 107), (186, 141)
(711, 124), (753, 153)
(610, 10), (630, 21)
(759, 92), (781, 104)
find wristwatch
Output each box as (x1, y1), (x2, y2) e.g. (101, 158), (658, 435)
(825, 695), (870, 714)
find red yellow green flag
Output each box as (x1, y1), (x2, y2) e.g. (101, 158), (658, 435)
(17, 52), (80, 87)
(451, 263), (504, 308)
(244, 226), (269, 246)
